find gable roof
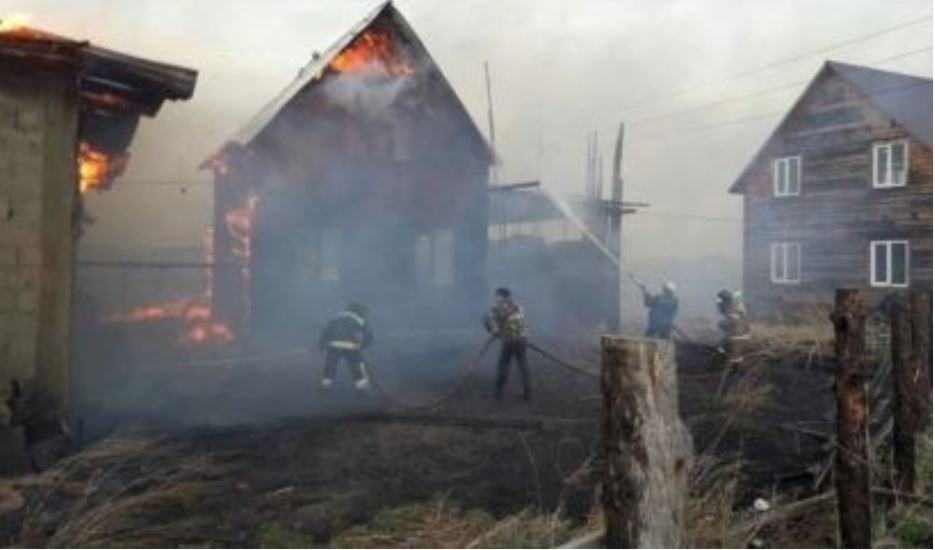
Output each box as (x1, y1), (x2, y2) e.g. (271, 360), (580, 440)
(829, 61), (932, 148)
(204, 0), (493, 166)
(729, 61), (932, 193)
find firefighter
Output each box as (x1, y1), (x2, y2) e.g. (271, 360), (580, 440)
(484, 287), (531, 401)
(318, 302), (373, 391)
(715, 289), (752, 371)
(642, 281), (679, 339)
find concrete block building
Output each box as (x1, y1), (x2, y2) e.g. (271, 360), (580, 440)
(0, 26), (196, 439)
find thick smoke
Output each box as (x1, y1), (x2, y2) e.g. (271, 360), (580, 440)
(320, 66), (415, 123)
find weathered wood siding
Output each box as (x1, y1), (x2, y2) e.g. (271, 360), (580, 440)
(739, 71), (932, 318)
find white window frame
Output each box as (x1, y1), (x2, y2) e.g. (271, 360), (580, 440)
(872, 139), (909, 188)
(772, 156), (801, 197)
(870, 240), (910, 288)
(770, 242), (801, 284)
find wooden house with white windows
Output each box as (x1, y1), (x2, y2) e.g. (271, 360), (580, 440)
(730, 61), (932, 317)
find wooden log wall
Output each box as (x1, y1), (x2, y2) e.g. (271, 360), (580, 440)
(738, 70), (932, 318)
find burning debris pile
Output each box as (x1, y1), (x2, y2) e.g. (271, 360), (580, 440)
(102, 183), (259, 347)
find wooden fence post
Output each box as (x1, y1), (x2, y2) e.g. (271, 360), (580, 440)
(910, 290), (932, 409)
(890, 295), (916, 493)
(831, 289), (871, 549)
(600, 336), (692, 548)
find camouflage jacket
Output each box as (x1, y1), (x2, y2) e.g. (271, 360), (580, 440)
(484, 300), (526, 342)
(718, 308), (751, 341)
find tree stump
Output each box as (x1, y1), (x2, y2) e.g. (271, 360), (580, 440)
(600, 336), (692, 548)
(831, 289), (871, 549)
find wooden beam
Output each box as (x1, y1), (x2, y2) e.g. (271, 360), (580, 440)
(890, 295), (916, 493)
(910, 290), (932, 409)
(487, 181), (540, 192)
(831, 289), (871, 549)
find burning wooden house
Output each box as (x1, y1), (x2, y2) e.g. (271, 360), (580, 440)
(205, 2), (492, 343)
(0, 18), (196, 425)
(730, 61), (932, 317)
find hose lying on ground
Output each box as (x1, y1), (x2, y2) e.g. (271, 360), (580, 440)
(365, 334), (496, 410)
(137, 335), (596, 409)
(526, 341), (599, 379)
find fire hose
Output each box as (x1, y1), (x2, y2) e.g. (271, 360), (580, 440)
(138, 335), (597, 410)
(365, 337), (599, 409)
(526, 342), (599, 379)
(364, 334), (496, 410)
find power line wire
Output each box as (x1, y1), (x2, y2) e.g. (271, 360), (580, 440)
(633, 75), (932, 142)
(622, 13), (933, 111)
(629, 45), (933, 126)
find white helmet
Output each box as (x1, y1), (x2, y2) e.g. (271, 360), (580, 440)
(663, 281), (677, 294)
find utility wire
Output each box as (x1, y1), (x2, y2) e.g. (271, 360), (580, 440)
(630, 45), (933, 127)
(111, 47), (933, 191)
(622, 13), (933, 111)
(633, 77), (932, 142)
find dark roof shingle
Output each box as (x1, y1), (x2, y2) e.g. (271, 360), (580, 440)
(730, 60), (932, 193)
(828, 61), (932, 148)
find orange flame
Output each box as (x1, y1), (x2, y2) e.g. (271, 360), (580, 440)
(329, 29), (414, 76)
(78, 141), (128, 194)
(104, 195), (259, 348)
(0, 13), (30, 33)
(106, 296), (235, 347)
(204, 149), (229, 177)
(225, 194), (258, 261)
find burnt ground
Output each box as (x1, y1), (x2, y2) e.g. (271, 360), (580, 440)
(2, 335), (837, 547)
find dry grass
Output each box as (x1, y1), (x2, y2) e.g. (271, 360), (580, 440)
(747, 320), (834, 370)
(319, 497), (575, 549)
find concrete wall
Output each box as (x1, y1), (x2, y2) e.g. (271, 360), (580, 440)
(0, 62), (78, 420)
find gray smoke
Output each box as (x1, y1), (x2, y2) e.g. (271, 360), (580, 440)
(321, 67), (415, 123)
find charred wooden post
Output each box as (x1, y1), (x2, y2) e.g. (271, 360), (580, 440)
(830, 289), (871, 549)
(890, 295), (916, 493)
(910, 289), (932, 409)
(600, 336), (692, 548)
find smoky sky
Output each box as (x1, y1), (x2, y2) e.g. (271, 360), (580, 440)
(4, 0), (932, 270)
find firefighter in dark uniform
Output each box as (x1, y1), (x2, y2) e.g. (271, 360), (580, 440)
(318, 302), (373, 391)
(484, 287), (531, 401)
